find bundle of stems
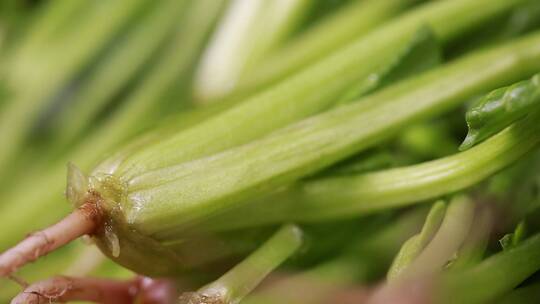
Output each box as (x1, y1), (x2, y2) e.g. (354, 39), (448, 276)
(1, 0), (540, 303)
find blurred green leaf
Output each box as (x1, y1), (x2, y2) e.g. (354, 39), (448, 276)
(461, 74), (540, 150)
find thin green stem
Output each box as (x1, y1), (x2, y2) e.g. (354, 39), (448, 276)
(210, 104), (540, 230)
(179, 224), (303, 304)
(243, 207), (428, 304)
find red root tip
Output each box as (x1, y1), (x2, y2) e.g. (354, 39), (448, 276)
(10, 275), (177, 304)
(10, 276), (135, 304)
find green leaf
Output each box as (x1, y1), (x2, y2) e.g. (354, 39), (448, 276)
(460, 74), (540, 150)
(339, 25), (442, 103)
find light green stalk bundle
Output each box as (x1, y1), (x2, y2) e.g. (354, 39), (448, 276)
(32, 31), (540, 279)
(3, 0), (540, 271)
(0, 0), (521, 252)
(2, 0), (540, 303)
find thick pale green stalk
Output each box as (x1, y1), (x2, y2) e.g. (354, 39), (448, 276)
(439, 234), (540, 304)
(127, 33), (540, 240)
(0, 0), (147, 172)
(117, 0), (527, 180)
(231, 0), (418, 98)
(49, 0), (188, 149)
(179, 225), (303, 304)
(194, 0), (310, 101)
(0, 0), (224, 250)
(210, 100), (540, 230)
